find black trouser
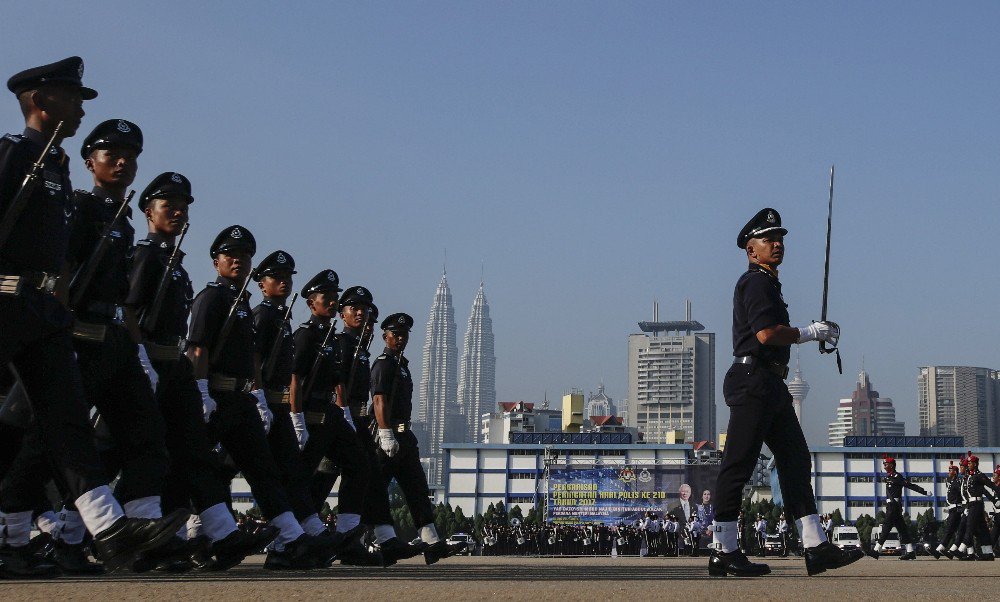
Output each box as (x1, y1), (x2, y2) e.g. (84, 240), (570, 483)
(940, 507), (962, 549)
(207, 389), (292, 520)
(297, 403), (368, 517)
(955, 512), (968, 548)
(878, 500), (911, 546)
(990, 511), (999, 549)
(376, 428), (434, 528)
(962, 501), (991, 549)
(150, 356), (231, 515)
(73, 323), (167, 503)
(352, 414), (393, 526)
(715, 364), (816, 522)
(266, 405), (315, 520)
(0, 294), (108, 499)
(0, 424), (61, 513)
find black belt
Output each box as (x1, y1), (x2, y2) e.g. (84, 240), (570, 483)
(0, 271), (59, 296)
(305, 410), (328, 425)
(734, 356), (789, 379)
(72, 320), (108, 342)
(82, 301), (123, 320)
(208, 373), (254, 393)
(146, 339), (182, 362)
(265, 388), (290, 406)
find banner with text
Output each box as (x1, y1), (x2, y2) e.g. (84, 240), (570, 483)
(546, 465), (719, 525)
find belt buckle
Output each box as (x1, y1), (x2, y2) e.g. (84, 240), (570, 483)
(240, 380), (254, 394)
(395, 423), (406, 433)
(39, 273), (58, 294)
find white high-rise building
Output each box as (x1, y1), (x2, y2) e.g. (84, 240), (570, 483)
(418, 270), (460, 483)
(787, 353), (810, 424)
(458, 282), (496, 443)
(627, 300), (716, 444)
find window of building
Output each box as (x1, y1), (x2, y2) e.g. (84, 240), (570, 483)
(509, 473), (538, 480)
(848, 476), (874, 483)
(847, 500), (873, 508)
(508, 496), (535, 504)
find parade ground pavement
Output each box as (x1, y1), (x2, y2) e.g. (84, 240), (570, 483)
(4, 554), (997, 601)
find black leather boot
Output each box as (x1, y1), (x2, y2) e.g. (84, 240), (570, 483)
(804, 541), (864, 576)
(708, 550), (771, 577)
(210, 526), (278, 571)
(49, 540), (104, 575)
(91, 509), (190, 573)
(424, 540), (467, 565)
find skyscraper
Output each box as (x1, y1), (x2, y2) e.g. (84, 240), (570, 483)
(418, 270), (460, 483)
(787, 352), (810, 424)
(828, 368), (905, 446)
(918, 366), (1000, 446)
(457, 282), (496, 443)
(627, 300), (716, 444)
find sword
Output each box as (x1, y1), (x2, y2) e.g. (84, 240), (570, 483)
(820, 165), (842, 374)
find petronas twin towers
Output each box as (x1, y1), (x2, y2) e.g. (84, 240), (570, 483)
(417, 270), (495, 482)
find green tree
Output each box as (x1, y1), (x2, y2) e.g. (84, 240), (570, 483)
(854, 514), (875, 547)
(509, 505), (525, 524)
(830, 508), (845, 528)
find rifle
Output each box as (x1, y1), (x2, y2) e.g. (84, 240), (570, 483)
(139, 222), (189, 334)
(300, 317), (337, 403)
(208, 268), (257, 365)
(0, 122), (64, 251)
(341, 310), (374, 412)
(819, 165), (842, 374)
(262, 293), (298, 383)
(68, 189), (135, 309)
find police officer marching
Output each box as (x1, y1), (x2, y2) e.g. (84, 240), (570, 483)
(333, 286), (424, 566)
(957, 451), (998, 560)
(291, 271), (382, 566)
(935, 461), (963, 558)
(709, 208), (863, 577)
(371, 312), (467, 564)
(127, 173), (274, 571)
(185, 225), (323, 569)
(0, 56), (188, 576)
(251, 252), (344, 562)
(869, 454), (928, 560)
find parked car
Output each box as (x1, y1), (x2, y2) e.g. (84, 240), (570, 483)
(832, 526), (861, 551)
(446, 532), (475, 555)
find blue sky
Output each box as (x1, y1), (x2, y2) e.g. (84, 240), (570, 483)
(5, 2), (1000, 445)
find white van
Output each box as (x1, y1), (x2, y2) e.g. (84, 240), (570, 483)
(870, 526), (900, 555)
(831, 526), (860, 550)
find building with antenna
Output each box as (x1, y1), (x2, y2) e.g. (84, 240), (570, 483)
(787, 351), (810, 424)
(417, 269), (461, 484)
(457, 281), (496, 443)
(627, 300), (716, 444)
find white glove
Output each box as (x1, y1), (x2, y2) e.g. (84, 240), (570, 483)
(291, 412), (309, 450)
(251, 390), (273, 434)
(137, 344), (158, 390)
(797, 321), (840, 344)
(378, 428), (400, 457)
(197, 379), (216, 423)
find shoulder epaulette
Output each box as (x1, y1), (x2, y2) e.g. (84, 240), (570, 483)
(1, 133), (25, 144)
(376, 353), (388, 361)
(206, 282), (223, 288)
(136, 239), (153, 247)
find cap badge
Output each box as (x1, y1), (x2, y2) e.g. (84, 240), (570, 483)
(397, 316), (406, 324)
(170, 173), (183, 183)
(276, 253), (286, 264)
(230, 227), (243, 239)
(326, 272), (336, 282)
(766, 211), (775, 223)
(78, 62), (84, 78)
(116, 120), (130, 133)
(356, 287), (364, 295)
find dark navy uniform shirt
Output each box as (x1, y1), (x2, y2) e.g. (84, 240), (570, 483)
(253, 297), (294, 390)
(125, 232), (193, 343)
(187, 276), (255, 379)
(336, 326), (371, 411)
(732, 263), (791, 366)
(946, 476), (963, 505)
(370, 348), (413, 424)
(962, 472), (998, 500)
(883, 472), (923, 499)
(66, 186), (134, 310)
(0, 128), (73, 274)
(292, 315), (338, 407)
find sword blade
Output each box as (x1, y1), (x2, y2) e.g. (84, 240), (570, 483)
(821, 165), (834, 323)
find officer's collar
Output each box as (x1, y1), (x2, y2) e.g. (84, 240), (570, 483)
(144, 231), (177, 250)
(23, 127), (64, 162)
(748, 262), (780, 279)
(261, 295), (287, 311)
(343, 325), (361, 337)
(380, 347), (407, 362)
(215, 275), (244, 293)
